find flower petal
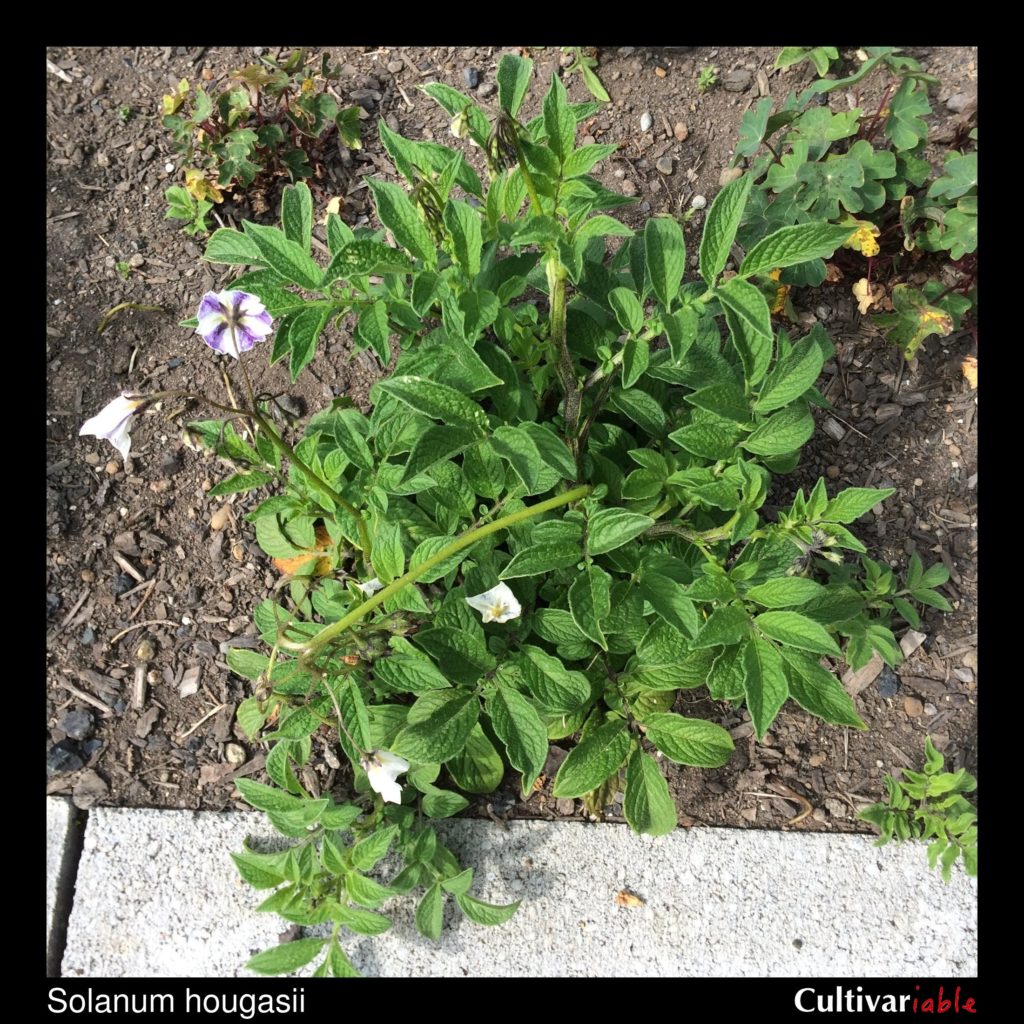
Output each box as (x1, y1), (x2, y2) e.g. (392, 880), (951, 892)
(367, 767), (403, 804)
(375, 751), (410, 775)
(465, 582), (522, 623)
(357, 578), (385, 596)
(197, 291), (224, 321)
(79, 393), (143, 462)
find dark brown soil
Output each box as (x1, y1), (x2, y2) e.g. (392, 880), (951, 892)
(46, 45), (977, 833)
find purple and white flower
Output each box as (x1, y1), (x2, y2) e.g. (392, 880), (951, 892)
(79, 393), (146, 461)
(361, 750), (410, 805)
(195, 290), (273, 359)
(465, 582), (522, 624)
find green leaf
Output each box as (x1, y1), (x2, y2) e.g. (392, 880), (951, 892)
(699, 172), (752, 286)
(231, 849), (288, 890)
(207, 470), (274, 497)
(927, 152), (977, 201)
(373, 653), (449, 695)
(488, 425), (545, 493)
(576, 214), (634, 241)
(356, 301), (391, 364)
(755, 330), (826, 412)
(489, 686), (549, 790)
(885, 77), (931, 151)
(456, 893), (521, 925)
(501, 543), (581, 578)
(743, 635), (789, 740)
(287, 305), (331, 380)
(543, 72), (575, 164)
(623, 749), (676, 836)
(329, 942), (360, 978)
(740, 223), (854, 279)
(823, 487), (896, 524)
(621, 337), (650, 388)
(375, 376), (488, 434)
(644, 216), (686, 310)
(569, 565), (612, 649)
(741, 405), (814, 456)
(444, 199), (483, 278)
(639, 573), (699, 638)
(755, 611), (841, 657)
(552, 719), (630, 797)
(781, 649), (866, 729)
(281, 182), (313, 252)
(446, 724), (504, 793)
(367, 179), (436, 266)
(745, 577), (827, 608)
(393, 692), (480, 764)
(608, 286), (644, 334)
(588, 508), (654, 556)
(246, 938), (326, 976)
(685, 382), (751, 425)
(562, 143), (618, 179)
(717, 276), (773, 341)
(519, 645), (591, 714)
(497, 53), (533, 117)
(422, 786), (470, 817)
(733, 97), (772, 161)
(694, 605), (750, 649)
(641, 712), (734, 768)
(415, 883), (444, 940)
(520, 423), (577, 479)
(332, 408), (374, 471)
(323, 239), (413, 282)
(350, 824), (399, 871)
(241, 222), (323, 290)
(204, 228), (263, 266)
(346, 872), (396, 910)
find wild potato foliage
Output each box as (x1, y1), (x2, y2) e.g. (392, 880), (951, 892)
(188, 55), (948, 976)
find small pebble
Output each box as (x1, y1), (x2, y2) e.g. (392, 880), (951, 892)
(477, 81), (496, 99)
(85, 452), (100, 466)
(621, 180), (638, 197)
(826, 465), (840, 479)
(690, 194), (707, 210)
(47, 741), (84, 777)
(225, 743), (247, 765)
(135, 638), (156, 661)
(111, 573), (134, 596)
(639, 111), (653, 132)
(719, 166), (743, 186)
(463, 67), (479, 89)
(656, 156), (674, 176)
(90, 76), (107, 96)
(59, 709), (95, 741)
(80, 569), (95, 583)
(877, 665), (899, 699)
(904, 696), (924, 718)
(105, 460), (119, 475)
(674, 122), (689, 142)
(945, 92), (971, 114)
(164, 161), (174, 173)
(79, 626), (96, 645)
(723, 69), (753, 92)
(386, 59), (404, 74)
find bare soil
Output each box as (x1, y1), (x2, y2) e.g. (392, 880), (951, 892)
(46, 45), (977, 833)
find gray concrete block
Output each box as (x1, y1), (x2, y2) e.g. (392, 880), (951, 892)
(47, 797), (78, 974)
(62, 809), (976, 978)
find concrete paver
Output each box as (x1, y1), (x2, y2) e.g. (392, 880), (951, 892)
(61, 808), (977, 978)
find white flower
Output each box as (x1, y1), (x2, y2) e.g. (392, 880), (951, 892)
(356, 577), (385, 596)
(361, 750), (409, 805)
(465, 582), (522, 624)
(79, 393), (145, 461)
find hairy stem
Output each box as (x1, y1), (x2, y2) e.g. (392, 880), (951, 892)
(301, 485), (592, 658)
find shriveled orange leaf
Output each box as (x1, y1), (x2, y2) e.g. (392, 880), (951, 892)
(961, 355), (977, 390)
(272, 522), (334, 576)
(185, 168), (224, 204)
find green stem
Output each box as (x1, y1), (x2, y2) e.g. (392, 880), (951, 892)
(148, 387), (371, 559)
(302, 485), (592, 658)
(512, 132), (543, 216)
